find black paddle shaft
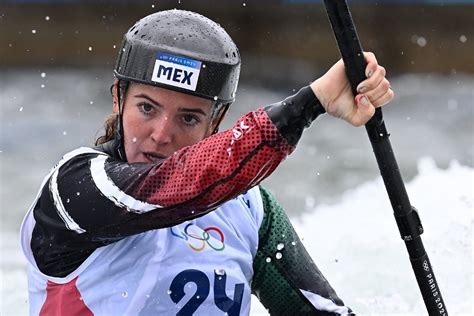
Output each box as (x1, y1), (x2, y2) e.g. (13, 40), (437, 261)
(323, 1), (447, 315)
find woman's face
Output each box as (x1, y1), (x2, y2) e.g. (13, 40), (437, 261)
(114, 83), (216, 163)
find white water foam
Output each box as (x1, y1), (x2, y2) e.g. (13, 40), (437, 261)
(251, 157), (473, 315)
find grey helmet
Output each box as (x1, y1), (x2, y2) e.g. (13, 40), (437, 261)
(114, 9), (241, 104)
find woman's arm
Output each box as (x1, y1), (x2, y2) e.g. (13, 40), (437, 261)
(32, 88), (324, 277)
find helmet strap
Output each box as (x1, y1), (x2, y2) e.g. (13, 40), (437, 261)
(211, 103), (230, 135)
(114, 80), (128, 161)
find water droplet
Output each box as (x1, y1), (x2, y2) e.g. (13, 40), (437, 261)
(191, 210), (195, 214)
(76, 192), (80, 196)
(266, 257), (271, 263)
(214, 269), (225, 275)
(151, 4), (155, 8)
(89, 101), (94, 105)
(417, 37), (427, 47)
(277, 243), (284, 251)
(447, 99), (458, 111)
(19, 107), (23, 112)
(196, 295), (200, 299)
(459, 35), (467, 43)
(41, 72), (46, 78)
(41, 84), (45, 88)
(202, 64), (206, 68)
(88, 46), (93, 51)
(122, 291), (128, 298)
(45, 16), (50, 21)
(213, 96), (218, 101)
(242, 2), (246, 6)
(276, 252), (282, 260)
(32, 29), (37, 34)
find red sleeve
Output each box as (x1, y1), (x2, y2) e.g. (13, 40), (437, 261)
(131, 108), (293, 210)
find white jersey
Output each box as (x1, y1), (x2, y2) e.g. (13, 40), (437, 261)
(21, 186), (264, 315)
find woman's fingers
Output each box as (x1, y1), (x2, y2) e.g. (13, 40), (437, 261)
(348, 94), (376, 127)
(357, 65), (386, 94)
(372, 85), (395, 108)
(364, 77), (391, 104)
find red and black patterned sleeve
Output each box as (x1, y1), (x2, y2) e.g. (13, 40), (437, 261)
(32, 86), (324, 277)
(130, 108), (293, 209)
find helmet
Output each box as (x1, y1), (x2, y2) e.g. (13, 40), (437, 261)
(114, 9), (241, 104)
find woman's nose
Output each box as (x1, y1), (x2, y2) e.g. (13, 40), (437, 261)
(150, 116), (174, 145)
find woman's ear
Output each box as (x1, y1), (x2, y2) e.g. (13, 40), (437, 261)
(112, 79), (120, 114)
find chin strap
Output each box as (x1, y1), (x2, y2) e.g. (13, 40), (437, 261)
(115, 80), (128, 161)
(211, 103), (230, 135)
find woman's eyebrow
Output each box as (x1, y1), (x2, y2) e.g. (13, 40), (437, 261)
(177, 107), (207, 116)
(134, 94), (160, 106)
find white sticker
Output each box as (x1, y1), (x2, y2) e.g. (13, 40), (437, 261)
(151, 52), (202, 91)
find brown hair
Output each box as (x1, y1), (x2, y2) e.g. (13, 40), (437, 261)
(95, 114), (118, 145)
(95, 80), (129, 145)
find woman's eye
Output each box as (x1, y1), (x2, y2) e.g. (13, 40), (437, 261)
(182, 114), (199, 126)
(139, 103), (154, 114)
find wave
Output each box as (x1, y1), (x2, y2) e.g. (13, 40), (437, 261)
(251, 157), (473, 315)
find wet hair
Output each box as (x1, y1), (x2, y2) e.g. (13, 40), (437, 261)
(95, 80), (128, 145)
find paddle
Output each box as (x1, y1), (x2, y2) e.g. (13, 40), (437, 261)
(322, 1), (447, 314)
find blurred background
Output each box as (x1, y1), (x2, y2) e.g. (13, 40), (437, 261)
(1, 0), (473, 315)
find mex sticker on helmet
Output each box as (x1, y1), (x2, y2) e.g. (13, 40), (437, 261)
(151, 53), (202, 91)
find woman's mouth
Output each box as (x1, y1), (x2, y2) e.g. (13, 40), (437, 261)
(143, 152), (166, 163)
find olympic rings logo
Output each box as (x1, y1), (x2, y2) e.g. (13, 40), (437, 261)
(170, 224), (225, 252)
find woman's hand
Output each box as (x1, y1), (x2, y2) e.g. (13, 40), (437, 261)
(310, 52), (394, 127)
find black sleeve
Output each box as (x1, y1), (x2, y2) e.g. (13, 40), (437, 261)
(252, 186), (353, 315)
(265, 85), (326, 146)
